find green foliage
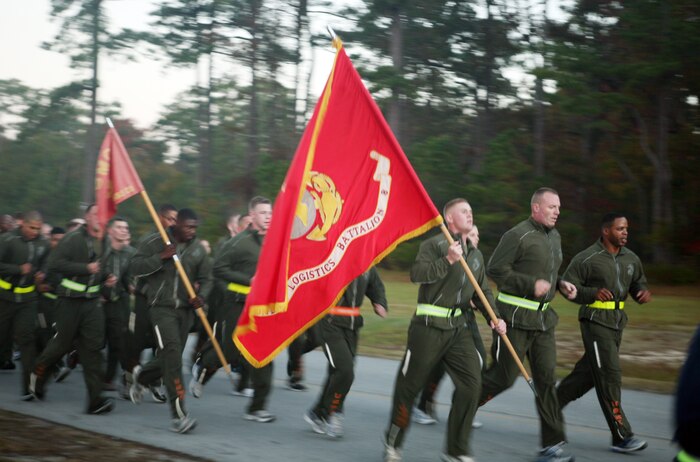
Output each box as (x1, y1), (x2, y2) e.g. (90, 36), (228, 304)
(644, 263), (700, 286)
(1, 0), (699, 280)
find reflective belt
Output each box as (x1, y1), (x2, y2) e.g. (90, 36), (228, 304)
(0, 277), (35, 293)
(677, 450), (700, 462)
(227, 282), (251, 295)
(589, 300), (624, 310)
(330, 306), (361, 317)
(42, 292), (58, 300)
(13, 285), (35, 294)
(60, 279), (100, 293)
(497, 292), (549, 311)
(416, 303), (461, 318)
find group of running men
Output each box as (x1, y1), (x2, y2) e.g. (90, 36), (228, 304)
(0, 187), (668, 461)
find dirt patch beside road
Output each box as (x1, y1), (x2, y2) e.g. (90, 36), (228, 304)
(0, 409), (211, 462)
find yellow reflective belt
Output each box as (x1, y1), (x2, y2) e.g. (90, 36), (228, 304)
(0, 278), (11, 290)
(589, 300), (624, 310)
(677, 450), (700, 462)
(13, 285), (35, 294)
(497, 292), (549, 311)
(416, 303), (460, 318)
(42, 292), (58, 300)
(227, 282), (251, 295)
(61, 279), (100, 293)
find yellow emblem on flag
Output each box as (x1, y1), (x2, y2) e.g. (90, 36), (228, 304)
(292, 171), (343, 241)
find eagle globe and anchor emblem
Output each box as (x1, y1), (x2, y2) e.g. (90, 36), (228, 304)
(292, 172), (344, 241)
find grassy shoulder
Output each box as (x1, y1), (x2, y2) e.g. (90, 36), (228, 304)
(355, 269), (700, 394)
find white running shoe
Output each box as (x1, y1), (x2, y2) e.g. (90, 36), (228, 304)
(383, 442), (402, 462)
(232, 387), (254, 398)
(412, 406), (437, 425)
(326, 413), (344, 438)
(304, 410), (327, 434)
(129, 365), (146, 404)
(243, 409), (276, 423)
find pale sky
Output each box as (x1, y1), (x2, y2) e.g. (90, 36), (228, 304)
(0, 1), (567, 133)
(0, 0), (337, 131)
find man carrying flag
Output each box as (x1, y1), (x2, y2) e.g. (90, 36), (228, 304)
(128, 208), (212, 433)
(383, 199), (506, 462)
(233, 39), (441, 380)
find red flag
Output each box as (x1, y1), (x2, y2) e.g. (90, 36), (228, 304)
(95, 126), (145, 228)
(234, 45), (442, 367)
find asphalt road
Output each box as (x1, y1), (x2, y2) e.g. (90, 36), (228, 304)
(0, 342), (678, 462)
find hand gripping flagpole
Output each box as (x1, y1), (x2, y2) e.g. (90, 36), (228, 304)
(105, 118), (237, 388)
(439, 224), (537, 397)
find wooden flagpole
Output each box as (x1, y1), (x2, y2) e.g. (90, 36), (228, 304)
(105, 118), (236, 388)
(439, 224), (537, 396)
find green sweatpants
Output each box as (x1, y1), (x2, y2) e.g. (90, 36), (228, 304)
(386, 315), (481, 458)
(33, 297), (106, 408)
(198, 299), (272, 413)
(557, 320), (633, 445)
(137, 305), (193, 419)
(418, 316), (487, 412)
(103, 296), (130, 384)
(480, 325), (566, 447)
(0, 299), (37, 394)
(124, 292), (156, 373)
(312, 318), (359, 418)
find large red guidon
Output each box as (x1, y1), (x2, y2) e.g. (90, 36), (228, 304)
(234, 42), (442, 367)
(95, 126), (144, 229)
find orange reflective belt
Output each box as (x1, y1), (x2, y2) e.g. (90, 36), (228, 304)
(330, 306), (361, 317)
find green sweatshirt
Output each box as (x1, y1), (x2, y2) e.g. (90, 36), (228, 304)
(327, 267), (388, 330)
(410, 232), (497, 325)
(213, 228), (263, 304)
(563, 239), (648, 330)
(0, 229), (50, 302)
(100, 239), (135, 302)
(130, 231), (212, 309)
(47, 226), (102, 299)
(487, 217), (563, 331)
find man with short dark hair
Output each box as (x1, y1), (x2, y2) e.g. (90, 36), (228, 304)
(0, 213), (19, 370)
(30, 205), (115, 414)
(129, 208), (212, 434)
(123, 204), (177, 401)
(478, 187), (577, 462)
(0, 211), (50, 399)
(101, 216), (135, 390)
(35, 226), (70, 381)
(557, 213), (651, 453)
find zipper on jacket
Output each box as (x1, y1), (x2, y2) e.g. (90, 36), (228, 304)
(16, 241), (35, 302)
(152, 281), (165, 308)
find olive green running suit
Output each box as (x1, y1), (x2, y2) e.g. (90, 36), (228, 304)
(557, 239), (649, 445)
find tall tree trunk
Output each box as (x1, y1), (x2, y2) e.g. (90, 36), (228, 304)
(82, 0), (101, 205)
(631, 101), (673, 263)
(652, 86), (673, 263)
(612, 154), (649, 256)
(471, 0), (495, 175)
(293, 0), (309, 135)
(533, 76), (545, 177)
(246, 0), (261, 199)
(388, 7), (403, 144)
(197, 52), (213, 192)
